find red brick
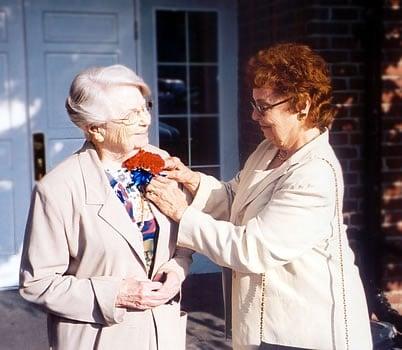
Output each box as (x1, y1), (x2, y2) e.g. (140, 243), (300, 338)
(344, 172), (359, 185)
(385, 158), (402, 169)
(333, 91), (361, 104)
(349, 78), (365, 90)
(382, 144), (402, 157)
(329, 131), (348, 144)
(334, 146), (358, 159)
(349, 185), (364, 198)
(333, 64), (359, 76)
(384, 291), (402, 304)
(320, 50), (350, 63)
(350, 159), (363, 171)
(332, 78), (348, 90)
(344, 199), (359, 212)
(331, 36), (361, 49)
(382, 171), (402, 183)
(349, 133), (363, 145)
(350, 213), (364, 225)
(332, 118), (358, 132)
(335, 107), (350, 118)
(382, 224), (402, 236)
(382, 197), (402, 211)
(331, 8), (360, 21)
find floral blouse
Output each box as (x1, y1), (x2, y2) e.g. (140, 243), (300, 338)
(105, 167), (158, 275)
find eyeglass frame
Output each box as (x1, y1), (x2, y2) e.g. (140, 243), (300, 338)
(250, 97), (291, 116)
(109, 100), (153, 126)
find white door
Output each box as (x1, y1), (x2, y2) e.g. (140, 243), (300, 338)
(139, 0), (238, 273)
(24, 0), (137, 170)
(0, 0), (31, 289)
(0, 0), (138, 289)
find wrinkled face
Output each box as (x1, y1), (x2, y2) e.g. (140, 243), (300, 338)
(101, 85), (151, 156)
(251, 88), (304, 149)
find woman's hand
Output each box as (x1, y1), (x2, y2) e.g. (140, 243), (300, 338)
(163, 157), (200, 196)
(145, 176), (188, 222)
(115, 272), (181, 310)
(115, 277), (163, 310)
(150, 271), (181, 305)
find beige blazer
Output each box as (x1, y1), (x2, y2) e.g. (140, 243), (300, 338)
(20, 142), (191, 350)
(178, 131), (372, 350)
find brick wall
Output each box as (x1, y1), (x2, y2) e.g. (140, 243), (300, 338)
(238, 0), (367, 233)
(237, 0), (311, 159)
(238, 0), (402, 311)
(381, 0), (402, 312)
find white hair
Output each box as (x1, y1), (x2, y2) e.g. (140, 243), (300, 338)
(65, 64), (150, 131)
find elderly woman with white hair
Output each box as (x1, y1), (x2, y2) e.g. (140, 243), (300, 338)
(19, 64), (192, 350)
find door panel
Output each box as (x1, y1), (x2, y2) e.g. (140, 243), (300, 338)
(24, 0), (137, 172)
(0, 0), (30, 288)
(1, 0), (138, 289)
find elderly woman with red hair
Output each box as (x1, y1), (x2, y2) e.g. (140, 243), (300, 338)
(146, 43), (372, 350)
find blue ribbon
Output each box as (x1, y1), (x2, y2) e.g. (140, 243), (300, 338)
(129, 168), (154, 193)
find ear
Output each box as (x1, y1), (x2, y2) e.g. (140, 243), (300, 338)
(87, 124), (105, 143)
(300, 94), (311, 115)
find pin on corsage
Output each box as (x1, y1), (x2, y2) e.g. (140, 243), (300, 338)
(123, 150), (165, 193)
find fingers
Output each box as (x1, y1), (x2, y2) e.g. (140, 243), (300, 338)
(116, 278), (164, 310)
(145, 177), (176, 196)
(163, 157), (182, 170)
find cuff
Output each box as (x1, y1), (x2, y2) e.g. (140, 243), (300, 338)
(90, 276), (126, 326)
(191, 173), (217, 210)
(178, 206), (202, 250)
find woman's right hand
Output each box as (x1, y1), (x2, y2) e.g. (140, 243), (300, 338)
(115, 277), (163, 310)
(163, 157), (200, 196)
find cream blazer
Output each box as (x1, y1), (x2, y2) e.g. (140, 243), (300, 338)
(178, 131), (372, 350)
(20, 142), (192, 350)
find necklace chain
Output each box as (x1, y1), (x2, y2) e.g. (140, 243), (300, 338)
(276, 149), (288, 161)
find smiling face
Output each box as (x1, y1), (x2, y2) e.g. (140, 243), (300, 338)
(251, 88), (308, 150)
(89, 85), (151, 161)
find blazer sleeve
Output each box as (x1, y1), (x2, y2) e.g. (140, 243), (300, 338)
(177, 158), (336, 273)
(156, 247), (193, 283)
(190, 171), (241, 220)
(19, 182), (125, 326)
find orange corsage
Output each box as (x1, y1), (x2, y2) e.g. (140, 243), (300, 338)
(123, 149), (165, 175)
(122, 150), (165, 193)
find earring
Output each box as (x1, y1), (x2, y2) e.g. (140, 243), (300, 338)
(297, 112), (306, 121)
(94, 133), (104, 143)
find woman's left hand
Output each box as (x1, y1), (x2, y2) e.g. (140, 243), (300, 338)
(149, 271), (181, 305)
(145, 176), (188, 222)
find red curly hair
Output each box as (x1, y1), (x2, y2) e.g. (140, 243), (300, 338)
(247, 43), (336, 131)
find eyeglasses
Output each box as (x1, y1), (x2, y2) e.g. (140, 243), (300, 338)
(110, 100), (153, 126)
(250, 97), (291, 115)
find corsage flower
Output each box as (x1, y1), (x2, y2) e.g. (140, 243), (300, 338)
(123, 150), (165, 193)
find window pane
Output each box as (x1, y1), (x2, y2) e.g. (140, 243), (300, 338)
(188, 12), (217, 62)
(158, 65), (188, 115)
(156, 11), (186, 62)
(190, 66), (218, 114)
(159, 117), (188, 164)
(191, 117), (219, 165)
(191, 166), (220, 179)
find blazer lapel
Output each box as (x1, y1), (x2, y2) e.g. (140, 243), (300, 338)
(232, 130), (331, 219)
(77, 142), (147, 268)
(98, 192), (147, 267)
(148, 201), (171, 277)
(231, 142), (285, 218)
(234, 161), (289, 217)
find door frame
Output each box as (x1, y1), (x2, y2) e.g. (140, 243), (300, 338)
(138, 0), (239, 181)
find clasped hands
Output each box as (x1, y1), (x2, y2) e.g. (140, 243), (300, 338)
(144, 156), (200, 222)
(116, 271), (180, 310)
